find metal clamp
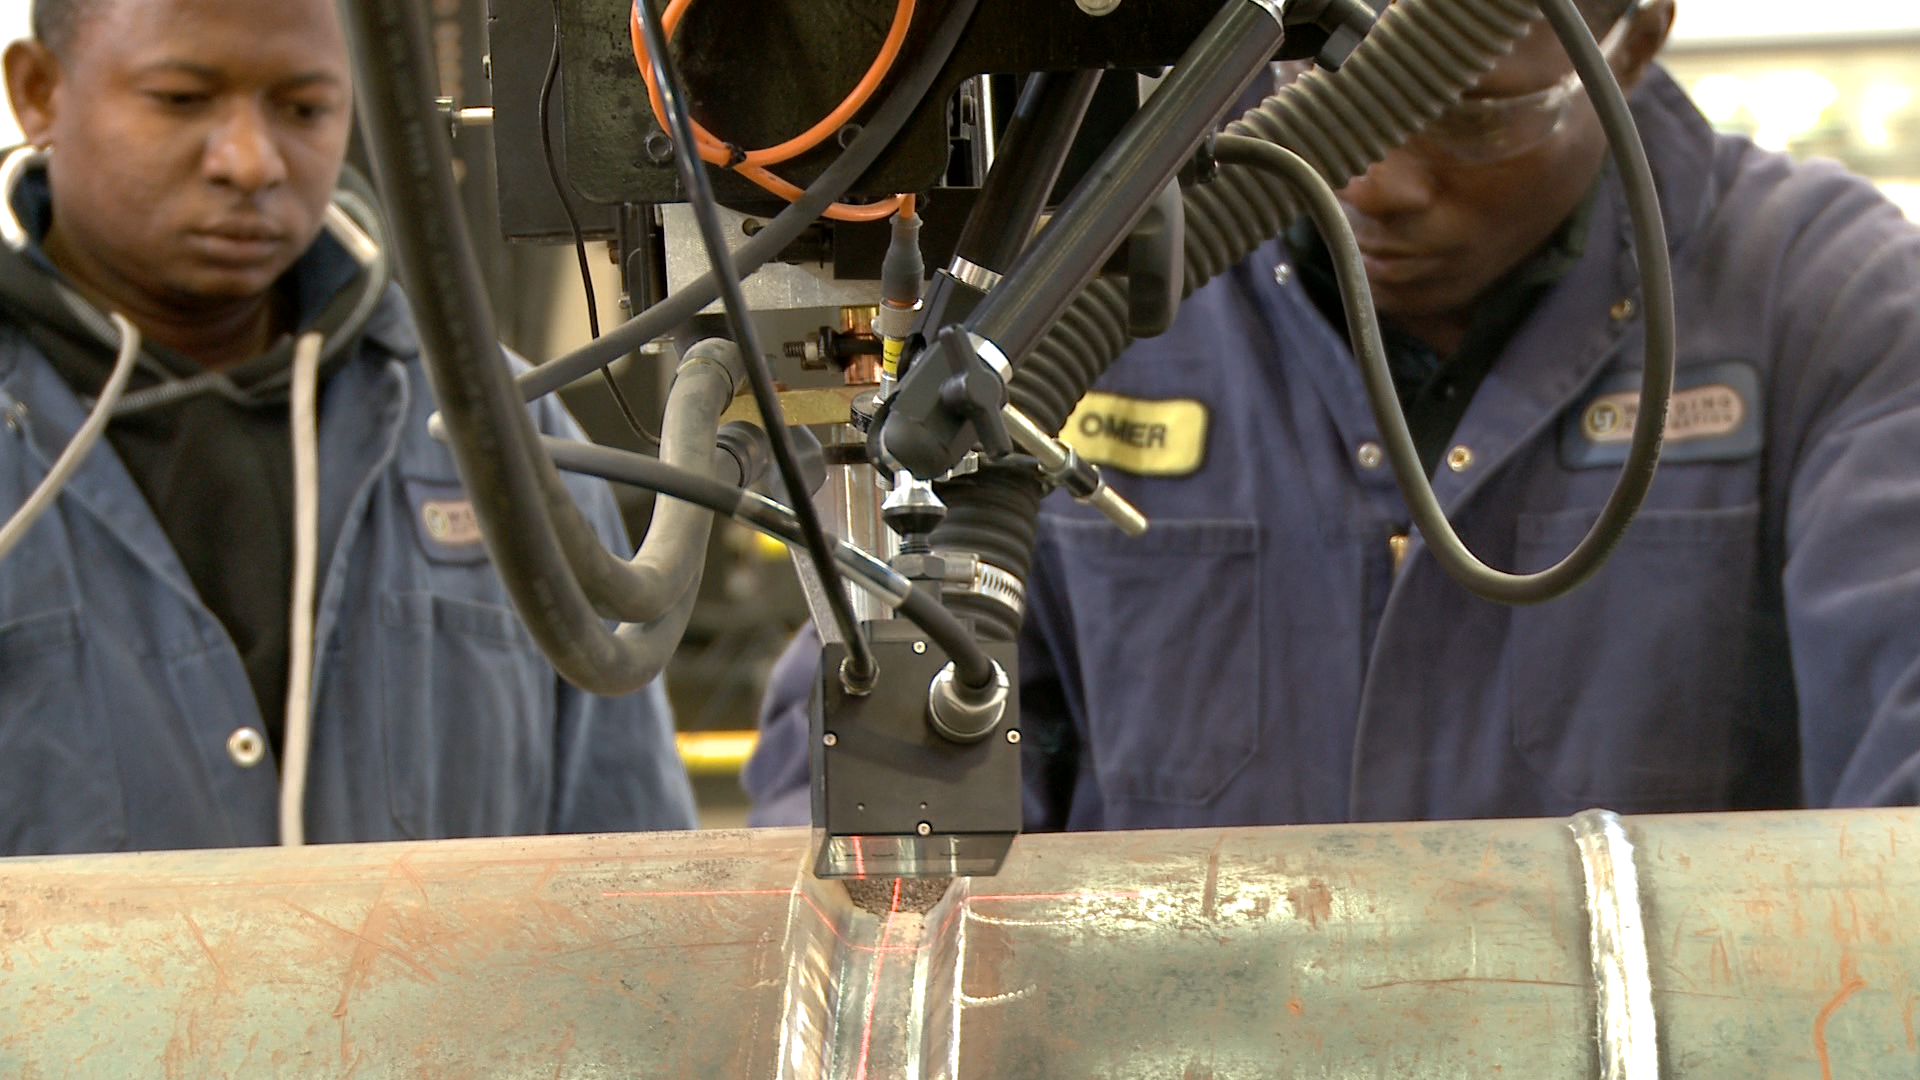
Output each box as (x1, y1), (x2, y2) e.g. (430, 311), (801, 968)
(1001, 406), (1149, 536)
(936, 550), (1027, 621)
(948, 256), (1004, 293)
(1569, 809), (1661, 1080)
(968, 333), (1012, 381)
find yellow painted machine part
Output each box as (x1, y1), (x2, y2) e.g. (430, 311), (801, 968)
(676, 729), (760, 775)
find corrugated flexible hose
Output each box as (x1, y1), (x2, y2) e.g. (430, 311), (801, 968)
(931, 0), (1540, 641)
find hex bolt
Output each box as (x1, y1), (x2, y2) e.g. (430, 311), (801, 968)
(912, 641), (928, 655)
(823, 732), (838, 747)
(1007, 730), (1022, 744)
(917, 822), (932, 836)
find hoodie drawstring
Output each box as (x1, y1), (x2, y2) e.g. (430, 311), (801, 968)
(278, 330), (324, 846)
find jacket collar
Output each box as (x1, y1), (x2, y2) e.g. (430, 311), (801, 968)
(1405, 64), (1725, 521)
(0, 290), (416, 627)
(1630, 66), (1719, 257)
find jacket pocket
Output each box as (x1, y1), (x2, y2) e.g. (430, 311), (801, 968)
(1048, 517), (1262, 806)
(382, 592), (553, 838)
(1509, 504), (1762, 807)
(0, 609), (125, 853)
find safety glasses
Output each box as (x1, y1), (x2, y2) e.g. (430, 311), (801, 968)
(1273, 4), (1642, 167)
(1410, 14), (1639, 165)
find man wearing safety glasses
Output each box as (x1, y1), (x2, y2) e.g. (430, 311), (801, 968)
(1279, 2), (1661, 476)
(748, 0), (1920, 831)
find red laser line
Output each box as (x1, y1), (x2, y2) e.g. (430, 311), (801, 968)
(599, 882), (981, 959)
(852, 878), (904, 1080)
(789, 888), (927, 954)
(600, 889), (793, 898)
(968, 891), (1148, 902)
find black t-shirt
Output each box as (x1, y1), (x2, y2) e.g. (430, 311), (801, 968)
(101, 347), (300, 755)
(1287, 186), (1597, 476)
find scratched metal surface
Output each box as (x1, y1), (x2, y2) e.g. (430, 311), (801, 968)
(1, 811), (1916, 1078)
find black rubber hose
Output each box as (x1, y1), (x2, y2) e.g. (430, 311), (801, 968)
(515, 0), (983, 402)
(960, 1), (1285, 377)
(952, 70), (1103, 276)
(928, 0), (1539, 636)
(1217, 0), (1674, 602)
(932, 277), (1127, 639)
(539, 436), (999, 690)
(929, 468), (1045, 641)
(343, 0), (678, 694)
(1185, 0), (1537, 291)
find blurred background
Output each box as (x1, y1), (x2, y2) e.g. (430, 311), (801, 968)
(0, 0), (1912, 825)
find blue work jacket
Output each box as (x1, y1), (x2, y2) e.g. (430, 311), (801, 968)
(746, 69), (1920, 830)
(0, 286), (697, 854)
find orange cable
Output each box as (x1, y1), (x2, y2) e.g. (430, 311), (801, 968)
(629, 0), (915, 222)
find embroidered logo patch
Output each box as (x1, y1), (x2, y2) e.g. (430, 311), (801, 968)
(420, 499), (482, 546)
(1561, 361), (1762, 469)
(1060, 391), (1209, 476)
(1581, 382), (1745, 445)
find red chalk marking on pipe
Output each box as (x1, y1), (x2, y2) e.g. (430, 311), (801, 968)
(1813, 972), (1867, 1080)
(1359, 977), (1584, 993)
(1201, 838), (1223, 921)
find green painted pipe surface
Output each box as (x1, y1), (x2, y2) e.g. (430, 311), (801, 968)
(0, 810), (1912, 1078)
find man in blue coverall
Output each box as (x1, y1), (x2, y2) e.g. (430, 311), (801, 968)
(747, 0), (1920, 829)
(0, 0), (695, 854)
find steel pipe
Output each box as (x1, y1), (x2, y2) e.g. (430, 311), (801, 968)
(2, 810), (1916, 1077)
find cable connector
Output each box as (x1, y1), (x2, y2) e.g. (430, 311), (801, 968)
(926, 659), (1010, 743)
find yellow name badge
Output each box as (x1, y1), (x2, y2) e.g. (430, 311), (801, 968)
(1059, 391), (1209, 476)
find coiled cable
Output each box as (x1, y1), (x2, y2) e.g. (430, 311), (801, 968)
(1215, 48), (1675, 602)
(931, 0), (1543, 636)
(516, 0), (982, 402)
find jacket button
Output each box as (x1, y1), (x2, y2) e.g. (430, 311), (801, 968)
(1356, 441), (1383, 469)
(227, 727), (266, 768)
(1447, 445), (1474, 472)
